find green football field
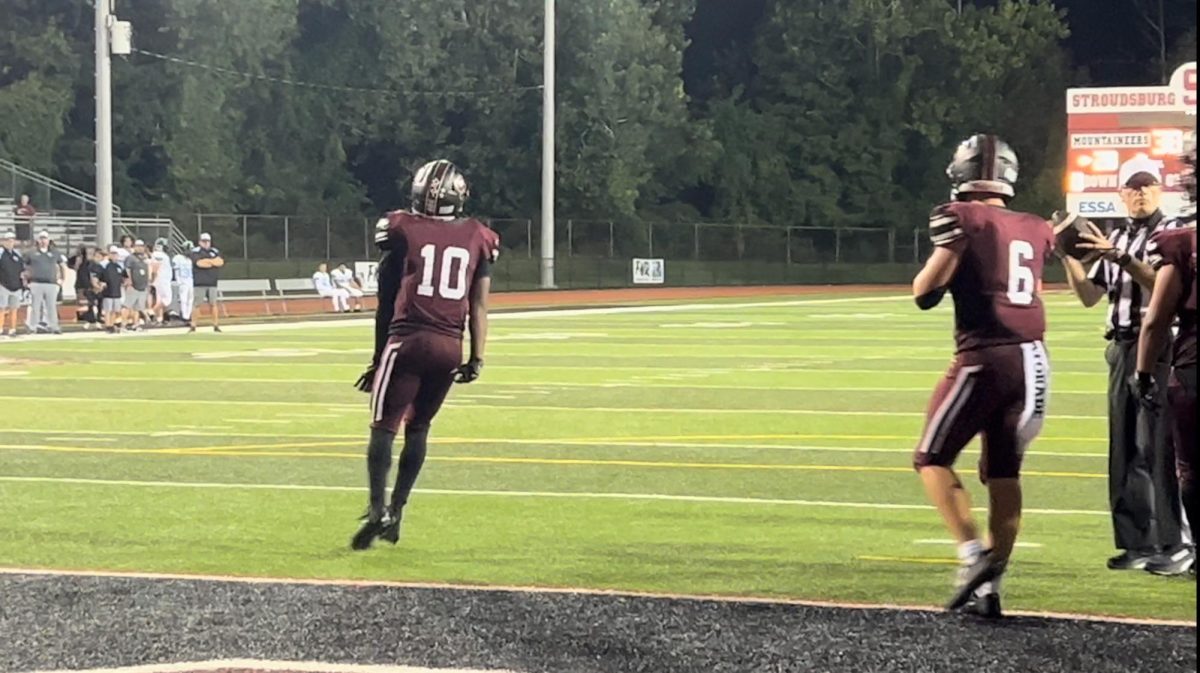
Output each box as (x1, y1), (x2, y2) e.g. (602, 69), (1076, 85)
(0, 289), (1194, 622)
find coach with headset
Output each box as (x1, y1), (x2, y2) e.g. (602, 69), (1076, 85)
(1059, 158), (1191, 575)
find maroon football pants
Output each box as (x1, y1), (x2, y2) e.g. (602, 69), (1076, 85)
(913, 342), (1050, 482)
(369, 332), (462, 434)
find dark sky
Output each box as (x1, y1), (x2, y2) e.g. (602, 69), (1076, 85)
(682, 0), (1198, 100)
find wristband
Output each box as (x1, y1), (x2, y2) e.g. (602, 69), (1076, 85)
(1115, 253), (1133, 267)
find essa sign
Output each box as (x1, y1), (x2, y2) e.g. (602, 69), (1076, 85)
(1065, 62), (1197, 220)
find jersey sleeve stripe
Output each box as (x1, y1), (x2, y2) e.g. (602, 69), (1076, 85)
(929, 223), (959, 238)
(931, 228), (965, 246)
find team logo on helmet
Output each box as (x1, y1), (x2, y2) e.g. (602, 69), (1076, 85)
(947, 134), (1019, 200)
(411, 159), (469, 218)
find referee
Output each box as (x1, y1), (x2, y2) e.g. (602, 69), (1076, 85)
(1061, 159), (1187, 572)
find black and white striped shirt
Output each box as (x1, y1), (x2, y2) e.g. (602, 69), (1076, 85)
(1087, 210), (1181, 336)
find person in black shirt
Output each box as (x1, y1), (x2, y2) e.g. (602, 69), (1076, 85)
(97, 246), (126, 334)
(0, 230), (25, 337)
(69, 245), (99, 330)
(189, 233), (225, 333)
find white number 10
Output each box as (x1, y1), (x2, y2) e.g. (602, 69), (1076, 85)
(417, 244), (471, 300)
(1007, 240), (1035, 306)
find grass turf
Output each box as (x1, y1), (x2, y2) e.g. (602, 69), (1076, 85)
(0, 290), (1193, 622)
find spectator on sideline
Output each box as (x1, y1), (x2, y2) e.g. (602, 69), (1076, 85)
(172, 240), (194, 325)
(26, 230), (66, 335)
(1061, 160), (1189, 572)
(116, 234), (134, 264)
(123, 240), (150, 331)
(69, 245), (99, 330)
(97, 245), (125, 333)
(332, 263), (365, 312)
(313, 262), (350, 313)
(189, 233), (224, 333)
(150, 238), (173, 325)
(0, 231), (25, 337)
(13, 194), (35, 242)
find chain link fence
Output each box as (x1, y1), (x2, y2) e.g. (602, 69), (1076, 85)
(158, 214), (920, 289)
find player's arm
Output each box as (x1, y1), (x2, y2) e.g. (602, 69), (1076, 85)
(912, 246), (959, 310)
(372, 251), (402, 366)
(468, 274), (490, 363)
(1137, 262), (1179, 374)
(913, 205), (963, 310)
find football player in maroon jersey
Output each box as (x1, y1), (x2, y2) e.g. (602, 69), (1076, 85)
(911, 134), (1055, 617)
(351, 160), (500, 550)
(1134, 140), (1197, 576)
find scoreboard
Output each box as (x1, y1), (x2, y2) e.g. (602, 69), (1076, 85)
(1065, 62), (1196, 219)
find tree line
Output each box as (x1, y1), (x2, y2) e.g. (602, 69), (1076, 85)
(0, 0), (1194, 237)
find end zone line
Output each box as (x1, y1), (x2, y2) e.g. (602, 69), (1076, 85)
(0, 565), (1190, 628)
(0, 475), (1110, 515)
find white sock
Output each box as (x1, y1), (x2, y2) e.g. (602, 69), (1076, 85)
(958, 539), (984, 563)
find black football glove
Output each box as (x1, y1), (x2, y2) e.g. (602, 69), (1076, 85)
(454, 357), (483, 384)
(1130, 372), (1159, 411)
(354, 364), (377, 393)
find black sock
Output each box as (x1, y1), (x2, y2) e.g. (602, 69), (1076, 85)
(390, 425), (429, 511)
(367, 427), (396, 521)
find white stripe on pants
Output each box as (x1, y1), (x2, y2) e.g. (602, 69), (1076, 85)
(28, 282), (59, 329)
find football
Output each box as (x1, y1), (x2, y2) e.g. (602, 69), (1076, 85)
(1051, 210), (1105, 264)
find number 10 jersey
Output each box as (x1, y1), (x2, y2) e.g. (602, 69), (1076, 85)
(930, 201), (1055, 353)
(376, 211), (501, 339)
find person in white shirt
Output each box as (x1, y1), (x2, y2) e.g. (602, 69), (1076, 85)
(172, 241), (195, 324)
(331, 263), (365, 312)
(150, 238), (173, 325)
(116, 234), (134, 264)
(313, 262), (349, 312)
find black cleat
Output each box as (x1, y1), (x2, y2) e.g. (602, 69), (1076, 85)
(351, 511), (397, 550)
(213, 326), (223, 333)
(962, 592), (1003, 619)
(1144, 546), (1196, 576)
(1107, 550), (1155, 570)
(379, 510), (402, 545)
(947, 553), (1006, 612)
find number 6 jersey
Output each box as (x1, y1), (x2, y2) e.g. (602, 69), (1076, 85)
(929, 201), (1055, 352)
(376, 210), (501, 338)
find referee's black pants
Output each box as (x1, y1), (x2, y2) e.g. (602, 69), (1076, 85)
(1106, 337), (1183, 552)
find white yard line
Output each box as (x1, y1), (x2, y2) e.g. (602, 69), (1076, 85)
(0, 565), (1189, 628)
(0, 475), (1109, 516)
(0, 295), (913, 347)
(18, 374), (1110, 396)
(0, 396), (1109, 420)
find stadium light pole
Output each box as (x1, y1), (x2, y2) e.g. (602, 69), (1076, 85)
(539, 0), (556, 289)
(95, 0), (115, 247)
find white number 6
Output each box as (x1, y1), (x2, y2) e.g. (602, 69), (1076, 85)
(1007, 240), (1035, 306)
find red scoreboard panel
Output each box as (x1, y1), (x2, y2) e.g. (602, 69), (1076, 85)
(1065, 62), (1196, 219)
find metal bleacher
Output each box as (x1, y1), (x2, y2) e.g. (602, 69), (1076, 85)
(0, 158), (187, 254)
